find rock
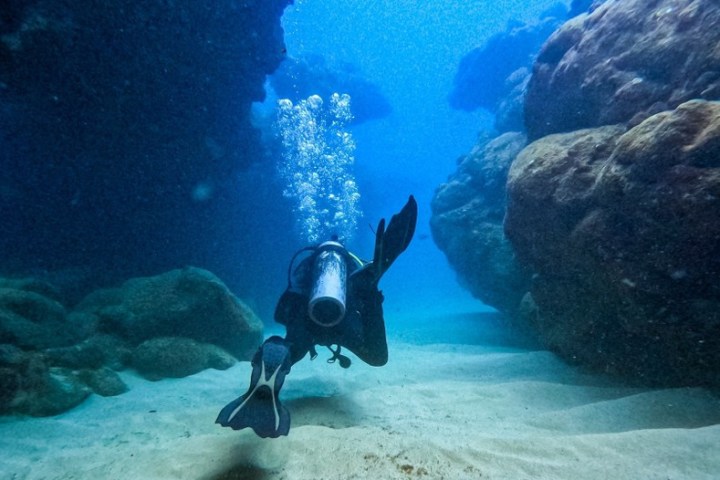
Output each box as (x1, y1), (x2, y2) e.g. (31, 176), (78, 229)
(495, 68), (531, 133)
(17, 367), (92, 416)
(77, 267), (263, 360)
(6, 355), (92, 417)
(0, 0), (293, 286)
(0, 367), (21, 411)
(131, 337), (236, 380)
(0, 287), (66, 325)
(0, 277), (63, 303)
(44, 334), (131, 370)
(1, 348), (126, 414)
(449, 8), (566, 112)
(0, 343), (24, 366)
(525, 0), (720, 140)
(0, 345), (25, 411)
(505, 100), (720, 386)
(431, 132), (531, 314)
(0, 287), (84, 349)
(76, 367), (128, 397)
(593, 100), (720, 298)
(505, 125), (626, 271)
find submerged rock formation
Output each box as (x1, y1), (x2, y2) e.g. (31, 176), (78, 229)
(0, 339), (126, 416)
(0, 0), (292, 287)
(525, 0), (720, 140)
(431, 133), (530, 314)
(0, 285), (83, 350)
(131, 337), (236, 381)
(505, 100), (720, 385)
(76, 267), (263, 360)
(437, 0), (720, 386)
(0, 267), (261, 416)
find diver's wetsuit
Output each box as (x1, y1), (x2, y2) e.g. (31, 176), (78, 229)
(216, 195), (417, 438)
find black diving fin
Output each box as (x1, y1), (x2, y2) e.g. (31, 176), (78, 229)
(216, 336), (292, 438)
(371, 195), (417, 282)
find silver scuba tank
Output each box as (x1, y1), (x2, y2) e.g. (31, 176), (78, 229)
(308, 241), (347, 327)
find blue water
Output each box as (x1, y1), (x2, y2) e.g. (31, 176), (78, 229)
(270, 0), (566, 318)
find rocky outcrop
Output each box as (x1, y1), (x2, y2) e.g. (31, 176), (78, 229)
(0, 0), (292, 286)
(0, 287), (85, 350)
(132, 337), (236, 381)
(431, 133), (531, 314)
(437, 0), (720, 386)
(525, 0), (720, 140)
(0, 343), (120, 416)
(0, 267), (261, 416)
(0, 276), (100, 354)
(494, 68), (531, 133)
(505, 100), (720, 386)
(77, 267), (263, 360)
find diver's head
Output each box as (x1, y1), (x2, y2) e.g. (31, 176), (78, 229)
(308, 240), (348, 327)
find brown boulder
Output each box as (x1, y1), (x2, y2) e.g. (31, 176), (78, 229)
(525, 0), (720, 140)
(505, 100), (720, 385)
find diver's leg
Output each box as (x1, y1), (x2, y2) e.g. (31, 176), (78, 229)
(333, 287), (388, 367)
(275, 290), (316, 365)
(284, 314), (318, 364)
(351, 288), (388, 366)
(216, 336), (292, 438)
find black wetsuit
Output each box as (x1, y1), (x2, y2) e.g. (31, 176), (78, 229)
(274, 247), (388, 367)
(216, 195), (417, 438)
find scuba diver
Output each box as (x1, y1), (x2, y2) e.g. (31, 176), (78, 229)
(216, 195), (417, 438)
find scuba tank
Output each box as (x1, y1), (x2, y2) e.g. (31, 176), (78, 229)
(308, 241), (348, 327)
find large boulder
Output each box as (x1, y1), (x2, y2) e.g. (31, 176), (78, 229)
(431, 132), (531, 314)
(0, 267), (260, 416)
(494, 68), (531, 133)
(0, 279), (133, 416)
(77, 267), (263, 360)
(43, 334), (131, 371)
(525, 0), (720, 140)
(0, 345), (97, 416)
(0, 283), (88, 349)
(0, 345), (127, 415)
(505, 100), (720, 386)
(131, 337), (236, 380)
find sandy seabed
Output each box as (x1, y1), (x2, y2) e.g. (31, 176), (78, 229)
(1, 313), (719, 480)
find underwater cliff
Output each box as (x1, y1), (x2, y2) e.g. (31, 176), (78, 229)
(432, 0), (720, 386)
(0, 0), (293, 295)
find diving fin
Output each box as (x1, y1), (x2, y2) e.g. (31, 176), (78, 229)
(371, 195), (418, 282)
(216, 336), (291, 438)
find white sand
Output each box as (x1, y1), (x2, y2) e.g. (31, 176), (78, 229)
(2, 313), (720, 479)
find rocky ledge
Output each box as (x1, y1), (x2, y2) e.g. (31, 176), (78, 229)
(0, 268), (262, 416)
